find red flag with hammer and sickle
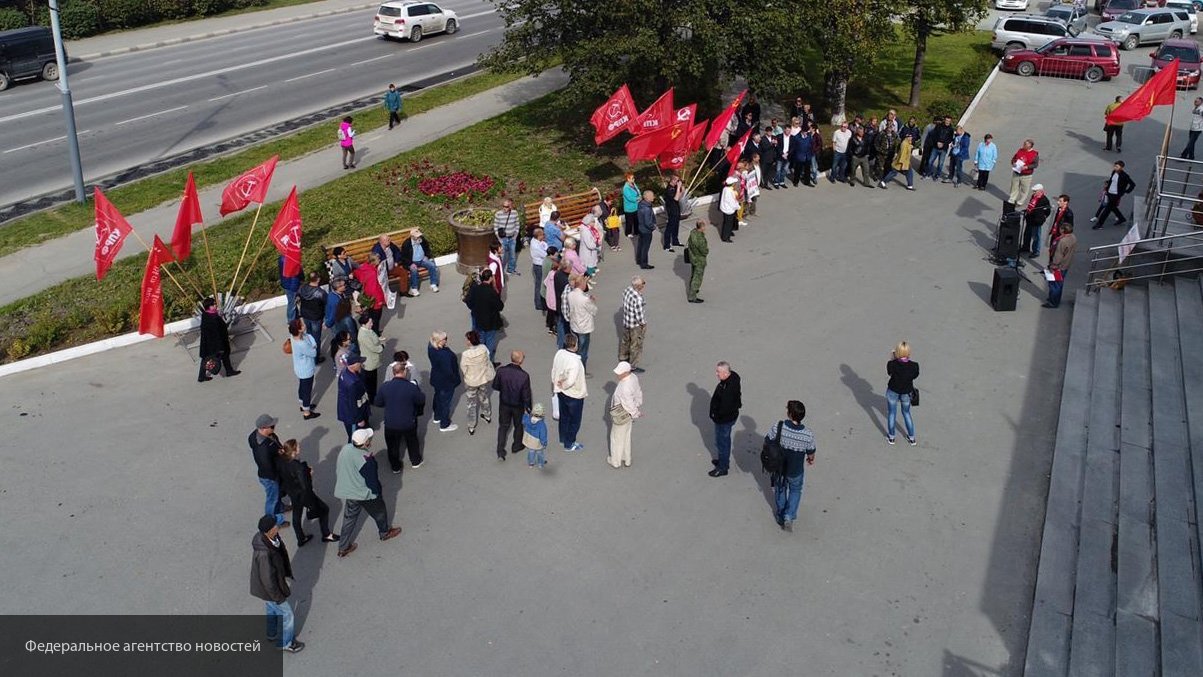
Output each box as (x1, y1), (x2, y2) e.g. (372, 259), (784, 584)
(93, 187), (134, 281)
(269, 187), (303, 278)
(219, 155), (278, 216)
(589, 85), (639, 145)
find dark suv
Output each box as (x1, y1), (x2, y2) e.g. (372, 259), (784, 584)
(0, 27), (60, 91)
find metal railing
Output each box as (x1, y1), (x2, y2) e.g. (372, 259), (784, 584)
(1085, 228), (1203, 291)
(1144, 156), (1203, 238)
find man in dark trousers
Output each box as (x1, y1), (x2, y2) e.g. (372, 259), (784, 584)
(467, 269), (505, 362)
(662, 174), (684, 252)
(296, 273), (328, 360)
(338, 356), (371, 443)
(493, 350), (533, 460)
(1021, 184), (1052, 258)
(1091, 160), (1136, 229)
(636, 190), (656, 269)
(374, 362), (427, 473)
(708, 361), (742, 477)
(248, 414), (289, 528)
(198, 297), (240, 382)
(250, 515), (304, 653)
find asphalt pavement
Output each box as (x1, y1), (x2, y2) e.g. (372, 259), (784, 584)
(0, 0), (502, 207)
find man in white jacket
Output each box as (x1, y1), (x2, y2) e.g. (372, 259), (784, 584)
(566, 276), (598, 373)
(551, 334), (588, 452)
(719, 176), (739, 243)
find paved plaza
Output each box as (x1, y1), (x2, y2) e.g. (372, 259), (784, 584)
(0, 66), (1184, 675)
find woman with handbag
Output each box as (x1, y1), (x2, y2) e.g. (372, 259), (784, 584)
(277, 439), (338, 546)
(608, 361), (643, 468)
(885, 341), (920, 446)
(287, 320), (320, 420)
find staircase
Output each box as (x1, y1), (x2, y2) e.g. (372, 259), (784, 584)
(1024, 278), (1203, 677)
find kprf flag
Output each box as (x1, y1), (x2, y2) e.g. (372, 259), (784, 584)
(93, 187), (134, 281)
(704, 89), (748, 150)
(657, 119), (707, 170)
(219, 155), (279, 216)
(1106, 59), (1179, 125)
(633, 88), (674, 135)
(269, 187), (303, 278)
(171, 172), (202, 261)
(725, 128), (754, 176)
(590, 85), (639, 145)
(674, 104), (697, 126)
(625, 121), (689, 164)
(138, 235), (174, 338)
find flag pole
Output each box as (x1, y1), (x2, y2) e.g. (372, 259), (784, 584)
(199, 226), (218, 299)
(128, 230), (192, 298)
(228, 203), (264, 297)
(686, 147), (717, 194)
(233, 228), (275, 301)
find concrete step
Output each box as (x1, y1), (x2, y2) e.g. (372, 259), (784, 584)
(1175, 277), (1203, 597)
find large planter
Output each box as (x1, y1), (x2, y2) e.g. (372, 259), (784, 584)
(449, 208), (497, 275)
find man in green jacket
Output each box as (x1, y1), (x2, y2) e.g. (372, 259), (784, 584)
(686, 220), (709, 304)
(334, 428), (401, 558)
(384, 83), (402, 130)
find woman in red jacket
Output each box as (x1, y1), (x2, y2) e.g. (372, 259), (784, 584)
(352, 263), (385, 334)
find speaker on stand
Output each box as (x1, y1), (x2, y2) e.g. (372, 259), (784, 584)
(991, 267), (1019, 311)
(994, 211), (1021, 262)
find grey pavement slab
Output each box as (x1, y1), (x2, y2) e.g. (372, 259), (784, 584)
(1174, 277), (1203, 573)
(1115, 609), (1158, 677)
(1115, 509), (1158, 618)
(1, 48), (1193, 676)
(1119, 286), (1151, 453)
(1067, 607), (1115, 677)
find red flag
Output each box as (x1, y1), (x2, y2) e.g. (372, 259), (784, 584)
(704, 89), (748, 150)
(633, 88), (675, 135)
(589, 85), (639, 145)
(625, 121), (688, 164)
(674, 104), (697, 126)
(138, 235), (174, 338)
(219, 155), (278, 216)
(93, 187), (134, 281)
(269, 187), (303, 278)
(171, 172), (202, 261)
(657, 119), (707, 170)
(1106, 59), (1180, 125)
(725, 128), (754, 176)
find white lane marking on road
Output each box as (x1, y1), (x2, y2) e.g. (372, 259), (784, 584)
(4, 131), (91, 154)
(115, 106), (188, 126)
(350, 54), (392, 66)
(284, 68), (337, 83)
(209, 85), (269, 102)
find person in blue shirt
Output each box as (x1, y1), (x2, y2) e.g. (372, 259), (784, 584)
(523, 402), (549, 468)
(543, 212), (564, 253)
(946, 126), (971, 187)
(973, 133), (998, 191)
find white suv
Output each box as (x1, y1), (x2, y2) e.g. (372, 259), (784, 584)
(373, 2), (459, 42)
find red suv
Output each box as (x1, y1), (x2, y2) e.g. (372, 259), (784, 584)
(1150, 38), (1202, 89)
(1001, 37), (1122, 82)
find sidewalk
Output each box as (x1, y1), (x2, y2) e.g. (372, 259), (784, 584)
(0, 69), (567, 307)
(68, 0), (379, 60)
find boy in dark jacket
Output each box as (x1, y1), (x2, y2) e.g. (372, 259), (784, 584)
(250, 515), (304, 653)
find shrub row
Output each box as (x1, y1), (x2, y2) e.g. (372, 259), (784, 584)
(2, 0), (270, 39)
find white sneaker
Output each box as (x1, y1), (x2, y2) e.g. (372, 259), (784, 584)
(409, 290), (420, 297)
(1089, 217), (1097, 223)
(431, 285), (439, 293)
(439, 423), (458, 432)
(738, 220), (748, 227)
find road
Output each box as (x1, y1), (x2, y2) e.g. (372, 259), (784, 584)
(0, 0), (503, 208)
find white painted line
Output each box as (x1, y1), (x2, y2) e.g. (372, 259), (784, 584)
(115, 105), (188, 126)
(350, 54), (392, 66)
(4, 131), (90, 154)
(209, 85), (269, 102)
(284, 67), (337, 83)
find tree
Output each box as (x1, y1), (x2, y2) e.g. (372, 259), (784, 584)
(798, 0), (895, 124)
(901, 0), (989, 108)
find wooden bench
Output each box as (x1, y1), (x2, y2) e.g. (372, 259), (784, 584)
(321, 228), (428, 291)
(523, 188), (601, 234)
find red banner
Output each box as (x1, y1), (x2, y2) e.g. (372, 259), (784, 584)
(219, 155), (278, 216)
(633, 88), (674, 135)
(138, 235), (174, 337)
(625, 121), (688, 164)
(657, 119), (706, 170)
(269, 187), (303, 278)
(704, 89), (748, 151)
(1106, 58), (1179, 125)
(589, 85), (639, 145)
(93, 187), (134, 281)
(171, 172), (202, 261)
(725, 128), (754, 176)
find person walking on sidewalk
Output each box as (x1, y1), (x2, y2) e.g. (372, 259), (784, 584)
(250, 515), (304, 653)
(1183, 97), (1203, 160)
(619, 276), (647, 372)
(973, 133), (998, 191)
(1044, 222), (1078, 309)
(1104, 96), (1124, 152)
(334, 428), (402, 558)
(552, 334), (588, 452)
(708, 362), (742, 477)
(338, 116), (356, 169)
(1007, 139), (1039, 208)
(249, 414), (289, 528)
(766, 400), (817, 533)
(198, 297), (240, 381)
(608, 361), (643, 468)
(276, 439), (337, 546)
(686, 220), (708, 303)
(1091, 161), (1135, 229)
(375, 362), (426, 473)
(427, 331), (460, 433)
(459, 330), (495, 436)
(384, 84), (403, 130)
(493, 350), (532, 461)
(885, 342), (920, 446)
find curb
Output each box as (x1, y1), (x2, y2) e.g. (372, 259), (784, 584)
(73, 2), (379, 61)
(959, 62), (1002, 130)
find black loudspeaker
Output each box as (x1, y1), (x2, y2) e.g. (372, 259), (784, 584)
(991, 267), (1019, 311)
(997, 212), (1021, 260)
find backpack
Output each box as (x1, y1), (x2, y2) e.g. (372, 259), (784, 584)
(760, 421), (786, 476)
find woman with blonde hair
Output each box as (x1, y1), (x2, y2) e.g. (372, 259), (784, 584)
(427, 330), (460, 432)
(539, 196), (558, 226)
(276, 438), (338, 546)
(885, 341), (920, 446)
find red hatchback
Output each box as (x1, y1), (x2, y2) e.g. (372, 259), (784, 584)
(1001, 37), (1122, 82)
(1150, 38), (1202, 89)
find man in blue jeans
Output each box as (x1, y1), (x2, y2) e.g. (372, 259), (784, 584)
(248, 414), (289, 527)
(765, 400), (817, 532)
(708, 361), (742, 477)
(400, 229), (440, 297)
(250, 515), (304, 653)
(493, 199), (521, 275)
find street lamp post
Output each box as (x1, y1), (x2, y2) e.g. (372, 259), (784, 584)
(47, 0), (86, 203)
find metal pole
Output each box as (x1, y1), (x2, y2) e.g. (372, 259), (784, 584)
(48, 0), (85, 203)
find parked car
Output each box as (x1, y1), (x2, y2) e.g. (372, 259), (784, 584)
(1150, 38), (1202, 88)
(0, 26), (59, 92)
(992, 14), (1080, 52)
(1045, 4), (1091, 33)
(372, 1), (459, 42)
(1001, 37), (1122, 81)
(1102, 0), (1143, 21)
(1094, 8), (1193, 50)
(1161, 0), (1199, 33)
(997, 0), (1032, 10)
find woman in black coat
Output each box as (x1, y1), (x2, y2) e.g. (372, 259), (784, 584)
(198, 297), (239, 382)
(277, 439), (337, 546)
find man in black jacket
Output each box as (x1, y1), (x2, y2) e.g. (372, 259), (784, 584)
(374, 363), (427, 473)
(249, 414), (289, 528)
(468, 269), (505, 361)
(709, 361), (742, 477)
(296, 274), (328, 360)
(1091, 160), (1136, 229)
(250, 515), (304, 653)
(493, 350), (533, 460)
(1022, 185), (1052, 257)
(925, 116), (954, 180)
(198, 297), (240, 382)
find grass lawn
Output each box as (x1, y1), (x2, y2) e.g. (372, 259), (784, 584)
(0, 30), (997, 363)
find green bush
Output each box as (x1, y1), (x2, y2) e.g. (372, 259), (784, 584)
(57, 1), (102, 39)
(191, 0), (231, 16)
(948, 58), (997, 98)
(148, 0), (192, 21)
(97, 0), (158, 29)
(0, 7), (29, 30)
(924, 96), (964, 121)
(229, 0), (268, 8)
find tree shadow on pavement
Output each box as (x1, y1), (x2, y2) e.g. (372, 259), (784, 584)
(839, 363), (886, 437)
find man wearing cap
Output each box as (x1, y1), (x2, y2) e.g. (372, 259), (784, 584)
(608, 362), (643, 468)
(374, 362), (427, 473)
(248, 415), (289, 527)
(718, 176), (739, 243)
(400, 229), (440, 297)
(552, 334), (588, 452)
(334, 429), (402, 558)
(492, 350), (532, 461)
(338, 356), (371, 443)
(1021, 184), (1051, 257)
(250, 515), (304, 653)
